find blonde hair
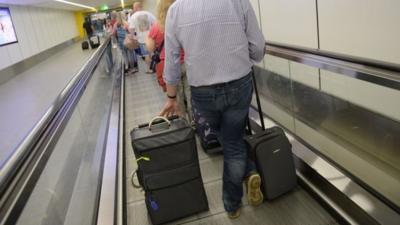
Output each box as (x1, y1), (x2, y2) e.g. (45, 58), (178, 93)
(156, 0), (175, 30)
(116, 12), (126, 26)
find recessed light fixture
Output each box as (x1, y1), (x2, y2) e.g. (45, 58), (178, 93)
(54, 0), (97, 11)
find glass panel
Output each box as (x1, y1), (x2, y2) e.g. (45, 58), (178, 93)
(16, 47), (116, 225)
(292, 71), (400, 207)
(253, 57), (400, 208)
(253, 65), (295, 132)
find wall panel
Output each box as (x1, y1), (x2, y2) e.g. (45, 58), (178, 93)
(22, 6), (39, 56)
(319, 0), (400, 64)
(40, 8), (50, 49)
(45, 8), (54, 47)
(0, 5), (78, 71)
(0, 48), (11, 70)
(259, 0), (318, 49)
(320, 70), (400, 122)
(9, 6), (32, 59)
(8, 6), (28, 61)
(47, 10), (57, 47)
(54, 11), (63, 45)
(30, 7), (45, 52)
(5, 43), (22, 64)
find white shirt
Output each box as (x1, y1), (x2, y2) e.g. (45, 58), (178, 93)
(128, 11), (156, 44)
(163, 0), (265, 87)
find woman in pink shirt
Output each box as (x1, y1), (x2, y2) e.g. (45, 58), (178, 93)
(147, 21), (167, 91)
(146, 0), (190, 119)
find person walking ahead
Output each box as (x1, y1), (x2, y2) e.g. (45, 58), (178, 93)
(129, 2), (156, 73)
(160, 0), (266, 219)
(83, 17), (93, 38)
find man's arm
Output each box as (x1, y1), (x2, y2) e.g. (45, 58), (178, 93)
(163, 5), (182, 89)
(160, 6), (182, 117)
(243, 0), (265, 62)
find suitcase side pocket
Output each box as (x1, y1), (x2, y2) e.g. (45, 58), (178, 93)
(145, 176), (208, 225)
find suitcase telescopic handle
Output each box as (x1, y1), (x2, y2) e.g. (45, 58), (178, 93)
(149, 116), (171, 130)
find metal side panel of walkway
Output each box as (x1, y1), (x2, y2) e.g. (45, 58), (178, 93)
(123, 64), (338, 225)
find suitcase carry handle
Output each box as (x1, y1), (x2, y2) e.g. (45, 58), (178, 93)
(131, 170), (142, 189)
(137, 115), (179, 129)
(251, 68), (266, 131)
(149, 116), (171, 130)
(131, 157), (151, 189)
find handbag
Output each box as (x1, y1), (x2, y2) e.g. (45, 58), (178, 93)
(150, 40), (164, 72)
(124, 33), (139, 50)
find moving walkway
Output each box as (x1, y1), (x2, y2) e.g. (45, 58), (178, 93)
(0, 38), (398, 225)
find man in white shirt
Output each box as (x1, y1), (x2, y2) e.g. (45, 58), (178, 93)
(160, 0), (266, 219)
(128, 2), (156, 73)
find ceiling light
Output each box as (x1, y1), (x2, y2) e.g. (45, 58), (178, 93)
(121, 0), (125, 8)
(100, 4), (109, 11)
(54, 0), (97, 11)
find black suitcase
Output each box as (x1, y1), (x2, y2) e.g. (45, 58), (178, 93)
(192, 104), (222, 153)
(244, 69), (297, 200)
(245, 126), (296, 199)
(131, 116), (209, 225)
(89, 35), (100, 49)
(81, 41), (89, 50)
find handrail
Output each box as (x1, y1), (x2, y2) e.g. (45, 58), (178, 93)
(96, 57), (124, 225)
(118, 59), (126, 225)
(0, 38), (110, 197)
(265, 42), (400, 91)
(266, 41), (400, 72)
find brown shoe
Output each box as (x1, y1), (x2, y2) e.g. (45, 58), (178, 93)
(227, 207), (241, 219)
(245, 173), (264, 206)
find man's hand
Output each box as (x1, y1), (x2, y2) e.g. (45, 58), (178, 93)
(160, 99), (181, 117)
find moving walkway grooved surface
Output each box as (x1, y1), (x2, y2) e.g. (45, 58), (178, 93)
(124, 63), (339, 225)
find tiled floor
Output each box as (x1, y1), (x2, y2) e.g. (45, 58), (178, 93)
(124, 64), (338, 225)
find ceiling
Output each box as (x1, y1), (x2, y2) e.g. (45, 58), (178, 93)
(0, 0), (138, 11)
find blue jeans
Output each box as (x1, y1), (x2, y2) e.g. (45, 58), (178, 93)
(128, 49), (138, 68)
(120, 46), (138, 69)
(139, 43), (149, 56)
(191, 72), (256, 212)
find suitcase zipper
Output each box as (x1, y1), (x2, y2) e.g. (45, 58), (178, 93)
(133, 127), (191, 142)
